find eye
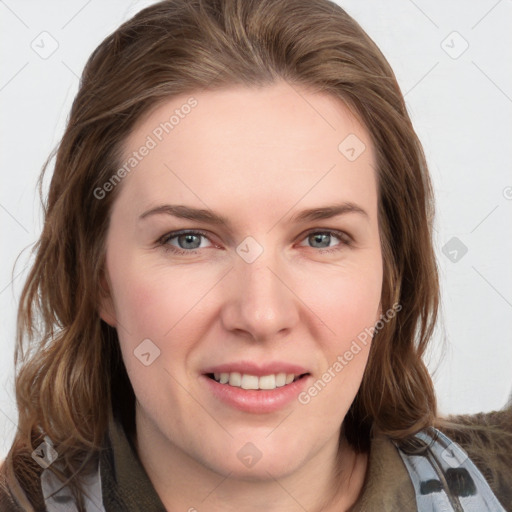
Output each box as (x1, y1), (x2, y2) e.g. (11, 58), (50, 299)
(298, 230), (352, 252)
(158, 230), (213, 254)
(157, 228), (352, 256)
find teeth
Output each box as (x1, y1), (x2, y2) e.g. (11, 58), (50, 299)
(258, 375), (275, 390)
(241, 374), (259, 390)
(275, 373), (286, 387)
(212, 372), (302, 390)
(229, 372), (242, 387)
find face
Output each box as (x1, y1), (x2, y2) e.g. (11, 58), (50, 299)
(100, 81), (383, 480)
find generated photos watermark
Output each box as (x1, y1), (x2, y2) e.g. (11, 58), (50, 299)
(31, 436), (58, 469)
(93, 97), (198, 200)
(298, 302), (402, 405)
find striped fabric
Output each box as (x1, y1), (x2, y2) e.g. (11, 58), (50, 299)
(396, 428), (506, 511)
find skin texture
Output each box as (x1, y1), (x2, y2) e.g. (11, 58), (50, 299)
(99, 81), (383, 511)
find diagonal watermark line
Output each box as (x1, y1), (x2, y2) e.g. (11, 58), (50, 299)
(114, 318), (132, 337)
(405, 62), (439, 97)
(164, 163), (212, 211)
(266, 266), (336, 335)
(0, 407), (24, 441)
(0, 264), (28, 295)
(265, 410), (294, 438)
(200, 471), (233, 503)
(265, 470), (308, 511)
(407, 0), (439, 28)
(162, 367), (234, 438)
(61, 60), (81, 80)
(470, 204), (499, 233)
(286, 81), (336, 131)
(88, 499), (104, 512)
(162, 267), (233, 337)
(472, 266), (512, 309)
(266, 164), (336, 233)
(471, 0), (503, 29)
(204, 62), (230, 90)
(472, 61), (512, 104)
(0, 407), (18, 430)
(62, 60), (120, 120)
(76, 483), (104, 512)
(2, 394), (102, 508)
(0, 203), (29, 233)
(61, 0), (92, 29)
(0, 62), (29, 93)
(0, 0), (29, 28)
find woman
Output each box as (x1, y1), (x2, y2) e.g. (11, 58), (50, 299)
(1, 0), (510, 510)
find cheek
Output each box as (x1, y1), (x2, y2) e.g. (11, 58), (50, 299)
(114, 275), (172, 335)
(108, 254), (209, 338)
(108, 262), (199, 401)
(301, 264), (382, 410)
(301, 257), (383, 346)
(106, 253), (220, 386)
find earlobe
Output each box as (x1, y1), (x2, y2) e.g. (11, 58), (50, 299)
(98, 269), (117, 327)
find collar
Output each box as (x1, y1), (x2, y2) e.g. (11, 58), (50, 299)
(350, 434), (417, 511)
(99, 418), (167, 511)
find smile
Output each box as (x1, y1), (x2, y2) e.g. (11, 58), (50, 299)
(208, 372), (307, 390)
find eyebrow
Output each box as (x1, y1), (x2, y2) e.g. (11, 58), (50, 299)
(138, 202), (368, 226)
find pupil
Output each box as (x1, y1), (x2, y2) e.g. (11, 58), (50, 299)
(179, 234), (200, 249)
(310, 233), (330, 248)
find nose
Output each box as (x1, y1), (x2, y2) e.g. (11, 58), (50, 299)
(220, 251), (300, 342)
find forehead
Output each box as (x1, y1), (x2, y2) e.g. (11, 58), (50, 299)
(116, 81), (378, 223)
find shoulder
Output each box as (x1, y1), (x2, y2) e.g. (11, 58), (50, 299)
(0, 453), (49, 512)
(0, 463), (28, 512)
(437, 407), (512, 510)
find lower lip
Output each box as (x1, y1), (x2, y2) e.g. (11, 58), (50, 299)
(201, 374), (311, 413)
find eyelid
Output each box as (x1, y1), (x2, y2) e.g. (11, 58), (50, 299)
(157, 227), (353, 255)
(297, 228), (353, 246)
(158, 229), (213, 247)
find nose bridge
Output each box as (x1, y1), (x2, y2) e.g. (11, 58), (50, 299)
(243, 257), (281, 304)
(222, 241), (299, 338)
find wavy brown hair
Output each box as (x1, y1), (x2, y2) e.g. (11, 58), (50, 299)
(1, 0), (439, 509)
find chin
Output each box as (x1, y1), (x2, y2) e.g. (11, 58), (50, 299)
(195, 434), (310, 481)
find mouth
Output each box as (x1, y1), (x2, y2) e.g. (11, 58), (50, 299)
(200, 362), (312, 412)
(205, 372), (310, 390)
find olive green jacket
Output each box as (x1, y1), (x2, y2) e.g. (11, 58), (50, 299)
(1, 409), (511, 511)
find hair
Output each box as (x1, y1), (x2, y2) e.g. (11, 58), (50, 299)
(1, 0), (440, 509)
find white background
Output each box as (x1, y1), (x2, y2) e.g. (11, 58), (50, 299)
(1, 0), (511, 460)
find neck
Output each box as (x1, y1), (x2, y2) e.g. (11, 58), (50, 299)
(134, 412), (368, 512)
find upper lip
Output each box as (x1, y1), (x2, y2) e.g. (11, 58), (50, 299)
(202, 361), (310, 377)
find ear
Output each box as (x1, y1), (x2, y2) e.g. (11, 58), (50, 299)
(98, 268), (117, 327)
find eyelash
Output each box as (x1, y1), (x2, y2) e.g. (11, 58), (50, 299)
(156, 229), (353, 256)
